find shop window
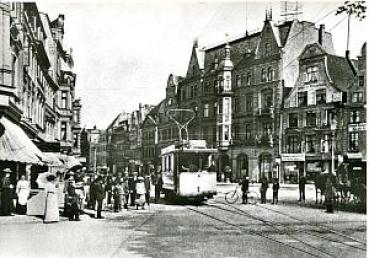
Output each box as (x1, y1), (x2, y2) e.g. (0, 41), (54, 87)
(289, 113), (298, 128)
(349, 110), (361, 123)
(298, 91), (307, 107)
(287, 135), (300, 153)
(316, 89), (326, 104)
(306, 112), (316, 127)
(349, 132), (359, 151)
(352, 92), (363, 103)
(305, 135), (316, 153)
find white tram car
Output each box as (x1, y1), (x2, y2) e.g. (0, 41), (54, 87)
(161, 140), (217, 201)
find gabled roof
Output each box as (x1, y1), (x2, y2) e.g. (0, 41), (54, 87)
(326, 54), (356, 91)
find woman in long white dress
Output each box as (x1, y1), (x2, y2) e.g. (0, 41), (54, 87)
(16, 175), (30, 215)
(44, 175), (59, 223)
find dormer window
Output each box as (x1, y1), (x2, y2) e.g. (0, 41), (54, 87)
(306, 66), (318, 82)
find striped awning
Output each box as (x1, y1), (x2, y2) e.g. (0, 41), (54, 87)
(0, 117), (46, 165)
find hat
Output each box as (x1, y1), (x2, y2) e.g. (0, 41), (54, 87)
(3, 168), (12, 173)
(137, 176), (144, 181)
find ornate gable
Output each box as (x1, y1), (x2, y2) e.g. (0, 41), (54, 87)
(299, 43), (326, 61)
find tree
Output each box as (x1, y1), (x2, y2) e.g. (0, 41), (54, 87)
(336, 1), (366, 51)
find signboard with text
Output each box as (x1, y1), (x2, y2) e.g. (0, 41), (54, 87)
(281, 153), (305, 162)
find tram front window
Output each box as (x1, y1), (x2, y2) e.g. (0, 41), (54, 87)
(179, 152), (210, 172)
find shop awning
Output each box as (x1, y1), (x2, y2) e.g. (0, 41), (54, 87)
(58, 154), (81, 169)
(43, 152), (64, 167)
(0, 117), (46, 165)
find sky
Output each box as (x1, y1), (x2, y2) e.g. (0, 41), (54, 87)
(37, 0), (367, 129)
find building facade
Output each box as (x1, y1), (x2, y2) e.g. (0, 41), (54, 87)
(0, 3), (82, 179)
(140, 13), (366, 183)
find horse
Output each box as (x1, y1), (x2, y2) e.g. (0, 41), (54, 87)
(314, 173), (339, 205)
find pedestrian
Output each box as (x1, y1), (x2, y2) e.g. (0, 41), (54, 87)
(260, 177), (269, 204)
(1, 168), (14, 216)
(325, 176), (335, 213)
(16, 174), (30, 215)
(122, 177), (129, 210)
(106, 176), (113, 209)
(154, 173), (163, 204)
(113, 182), (122, 212)
(299, 175), (306, 202)
(66, 179), (80, 221)
(74, 176), (85, 214)
(272, 178), (280, 205)
(128, 172), (137, 206)
(95, 177), (105, 219)
(144, 175), (151, 206)
(44, 174), (60, 223)
(135, 177), (146, 210)
(239, 176), (249, 204)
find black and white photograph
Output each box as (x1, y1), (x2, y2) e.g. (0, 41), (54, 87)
(0, 0), (367, 257)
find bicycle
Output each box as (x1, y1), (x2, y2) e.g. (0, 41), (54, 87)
(225, 185), (258, 204)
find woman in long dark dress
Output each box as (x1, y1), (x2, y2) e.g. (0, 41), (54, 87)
(1, 168), (14, 216)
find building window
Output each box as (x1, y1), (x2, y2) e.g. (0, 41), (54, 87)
(204, 82), (210, 94)
(236, 75), (241, 88)
(289, 113), (298, 128)
(352, 92), (363, 103)
(287, 135), (300, 153)
(246, 95), (253, 113)
(262, 92), (273, 110)
(245, 124), (251, 140)
(193, 85), (198, 97)
(203, 103), (209, 118)
(305, 135), (316, 153)
(298, 91), (307, 107)
(264, 43), (271, 56)
(306, 66), (318, 82)
(61, 91), (68, 109)
(358, 75), (365, 87)
(262, 123), (272, 136)
(306, 112), (316, 127)
(349, 132), (359, 151)
(234, 97), (239, 113)
(267, 67), (274, 81)
(233, 124), (240, 140)
(261, 68), (267, 82)
(181, 88), (186, 100)
(213, 80), (218, 93)
(246, 72), (252, 86)
(73, 133), (78, 147)
(213, 102), (218, 115)
(349, 110), (361, 123)
(316, 89), (326, 104)
(61, 122), (67, 140)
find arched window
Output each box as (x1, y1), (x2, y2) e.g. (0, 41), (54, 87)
(267, 67), (274, 81)
(261, 68), (267, 82)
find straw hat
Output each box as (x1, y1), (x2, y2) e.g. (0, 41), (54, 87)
(3, 168), (12, 173)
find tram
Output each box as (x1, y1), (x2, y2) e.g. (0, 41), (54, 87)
(160, 140), (217, 201)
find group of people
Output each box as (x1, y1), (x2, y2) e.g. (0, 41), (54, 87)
(0, 168), (31, 216)
(86, 171), (163, 218)
(239, 176), (280, 205)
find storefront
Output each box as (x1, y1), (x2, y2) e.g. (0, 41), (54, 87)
(281, 153), (305, 183)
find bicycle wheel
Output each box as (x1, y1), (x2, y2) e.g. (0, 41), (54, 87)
(248, 191), (258, 205)
(225, 191), (239, 204)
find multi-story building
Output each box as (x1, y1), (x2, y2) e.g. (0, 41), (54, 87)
(107, 104), (154, 175)
(0, 3), (82, 180)
(141, 12), (365, 183)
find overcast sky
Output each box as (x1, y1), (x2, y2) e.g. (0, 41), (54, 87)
(37, 0), (367, 129)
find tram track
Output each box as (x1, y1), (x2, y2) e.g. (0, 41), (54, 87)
(187, 205), (336, 258)
(216, 203), (366, 252)
(254, 203), (367, 246)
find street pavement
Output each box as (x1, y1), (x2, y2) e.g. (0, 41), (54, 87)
(0, 184), (366, 258)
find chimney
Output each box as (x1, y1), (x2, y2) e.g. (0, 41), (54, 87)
(318, 24), (325, 46)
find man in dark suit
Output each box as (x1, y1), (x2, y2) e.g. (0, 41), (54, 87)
(240, 176), (249, 204)
(299, 175), (306, 202)
(95, 177), (105, 219)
